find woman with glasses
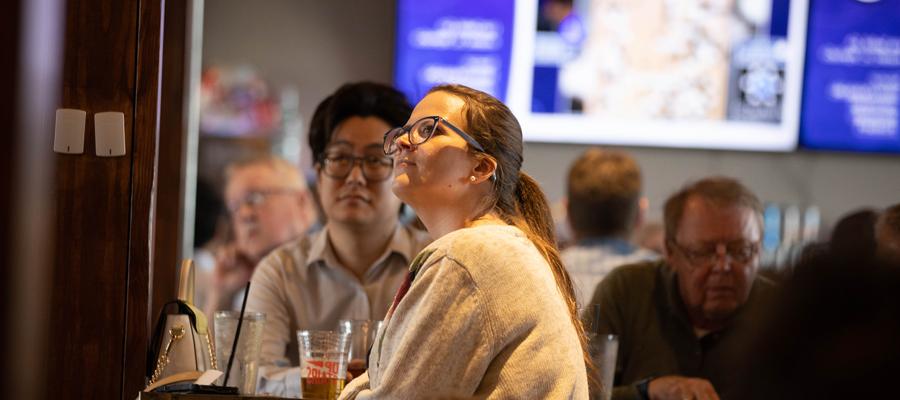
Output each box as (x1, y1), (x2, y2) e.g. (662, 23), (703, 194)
(245, 82), (430, 397)
(340, 84), (590, 399)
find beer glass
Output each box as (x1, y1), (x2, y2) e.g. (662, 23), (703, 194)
(338, 319), (383, 379)
(297, 330), (350, 400)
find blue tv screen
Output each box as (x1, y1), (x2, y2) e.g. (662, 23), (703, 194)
(799, 0), (900, 154)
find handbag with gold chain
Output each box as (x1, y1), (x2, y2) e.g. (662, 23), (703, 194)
(145, 259), (218, 388)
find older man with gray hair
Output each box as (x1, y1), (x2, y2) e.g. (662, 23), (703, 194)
(586, 176), (777, 400)
(199, 155), (317, 318)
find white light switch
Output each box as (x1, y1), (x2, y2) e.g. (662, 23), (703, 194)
(94, 111), (126, 157)
(53, 108), (86, 154)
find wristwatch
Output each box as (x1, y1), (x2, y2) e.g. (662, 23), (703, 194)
(635, 376), (654, 400)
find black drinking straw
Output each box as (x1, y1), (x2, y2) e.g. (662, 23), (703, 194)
(223, 281), (251, 386)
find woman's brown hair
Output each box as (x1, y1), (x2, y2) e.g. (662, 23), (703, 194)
(427, 84), (594, 381)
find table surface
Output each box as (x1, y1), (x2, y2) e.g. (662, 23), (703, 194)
(140, 392), (289, 399)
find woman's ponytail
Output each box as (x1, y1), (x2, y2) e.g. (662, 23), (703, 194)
(512, 172), (594, 387)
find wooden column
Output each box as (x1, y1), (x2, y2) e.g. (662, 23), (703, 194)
(152, 0), (190, 332)
(47, 0), (167, 398)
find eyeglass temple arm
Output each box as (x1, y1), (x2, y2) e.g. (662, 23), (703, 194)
(439, 118), (486, 152)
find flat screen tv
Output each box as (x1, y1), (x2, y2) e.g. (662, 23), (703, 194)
(395, 0), (811, 151)
(799, 0), (900, 154)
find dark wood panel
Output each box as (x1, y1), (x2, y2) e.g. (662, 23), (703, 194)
(0, 0), (19, 267)
(0, 0), (21, 395)
(48, 0), (138, 398)
(152, 0), (190, 336)
(123, 0), (166, 397)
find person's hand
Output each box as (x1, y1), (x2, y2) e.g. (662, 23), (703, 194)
(647, 375), (720, 400)
(204, 242), (255, 317)
(212, 243), (255, 294)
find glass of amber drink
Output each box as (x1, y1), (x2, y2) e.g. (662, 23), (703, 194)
(297, 330), (350, 400)
(338, 319), (383, 379)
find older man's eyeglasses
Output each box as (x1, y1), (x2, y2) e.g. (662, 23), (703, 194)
(319, 153), (394, 181)
(228, 189), (297, 214)
(669, 240), (760, 267)
(383, 116), (486, 155)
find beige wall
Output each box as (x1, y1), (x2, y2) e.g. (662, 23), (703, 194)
(202, 0), (900, 232)
(203, 0), (396, 133)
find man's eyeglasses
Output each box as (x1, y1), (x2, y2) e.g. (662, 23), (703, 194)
(319, 154), (393, 181)
(669, 240), (760, 267)
(228, 189), (297, 214)
(383, 116), (486, 155)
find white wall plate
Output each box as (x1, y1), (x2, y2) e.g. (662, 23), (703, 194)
(94, 111), (126, 157)
(53, 108), (86, 154)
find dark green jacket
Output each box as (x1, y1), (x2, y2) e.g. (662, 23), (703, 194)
(583, 260), (778, 400)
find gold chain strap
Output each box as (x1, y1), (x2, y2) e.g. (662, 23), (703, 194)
(204, 329), (217, 370)
(149, 325), (185, 384)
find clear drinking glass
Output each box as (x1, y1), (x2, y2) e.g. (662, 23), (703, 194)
(297, 330), (350, 400)
(338, 319), (383, 379)
(589, 333), (619, 400)
(214, 311), (266, 394)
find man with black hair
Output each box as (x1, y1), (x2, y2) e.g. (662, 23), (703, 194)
(247, 82), (429, 396)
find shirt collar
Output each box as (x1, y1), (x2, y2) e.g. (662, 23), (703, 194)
(575, 237), (637, 255)
(306, 224), (420, 277)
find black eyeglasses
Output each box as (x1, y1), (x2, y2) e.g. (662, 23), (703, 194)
(669, 240), (760, 268)
(383, 116), (486, 155)
(318, 153), (394, 181)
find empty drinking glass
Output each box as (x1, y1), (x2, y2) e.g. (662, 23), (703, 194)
(214, 311), (266, 394)
(589, 333), (619, 400)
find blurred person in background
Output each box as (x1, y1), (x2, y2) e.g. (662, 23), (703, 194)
(740, 256), (900, 400)
(588, 177), (777, 400)
(562, 147), (657, 308)
(829, 208), (879, 263)
(875, 202), (900, 263)
(199, 155), (317, 318)
(340, 84), (589, 399)
(247, 82), (429, 396)
(192, 177), (227, 310)
(794, 207), (881, 273)
(192, 177), (228, 280)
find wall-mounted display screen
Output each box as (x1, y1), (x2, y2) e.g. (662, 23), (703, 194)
(799, 0), (900, 153)
(395, 0), (810, 151)
(394, 0), (516, 103)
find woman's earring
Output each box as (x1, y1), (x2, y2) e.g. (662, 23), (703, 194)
(469, 176), (476, 182)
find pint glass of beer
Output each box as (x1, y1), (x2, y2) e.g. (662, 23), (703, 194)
(297, 330), (350, 400)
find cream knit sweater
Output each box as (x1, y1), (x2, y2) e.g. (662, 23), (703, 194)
(339, 225), (589, 399)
